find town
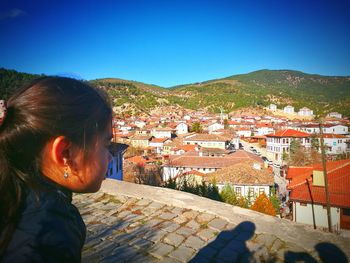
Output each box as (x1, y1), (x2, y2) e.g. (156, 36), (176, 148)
(104, 103), (350, 236)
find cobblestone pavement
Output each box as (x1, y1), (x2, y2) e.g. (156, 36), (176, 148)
(73, 190), (349, 263)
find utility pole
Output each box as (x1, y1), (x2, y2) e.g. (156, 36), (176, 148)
(319, 120), (332, 232)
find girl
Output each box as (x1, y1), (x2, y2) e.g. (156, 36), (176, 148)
(0, 77), (113, 262)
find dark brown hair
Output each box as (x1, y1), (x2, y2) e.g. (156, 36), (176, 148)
(0, 77), (112, 255)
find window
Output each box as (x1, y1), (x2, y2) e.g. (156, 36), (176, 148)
(235, 187), (242, 196)
(259, 188), (265, 195)
(248, 187), (255, 197)
(343, 209), (350, 216)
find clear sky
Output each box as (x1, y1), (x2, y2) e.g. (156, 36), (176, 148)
(0, 0), (349, 87)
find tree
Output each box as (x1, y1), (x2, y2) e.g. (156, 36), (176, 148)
(220, 184), (238, 205)
(134, 163), (162, 186)
(288, 139), (310, 166)
(310, 136), (322, 164)
(191, 121), (203, 133)
(269, 186), (281, 215)
(251, 193), (276, 216)
(223, 119), (229, 130)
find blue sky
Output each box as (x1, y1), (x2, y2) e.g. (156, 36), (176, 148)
(0, 0), (349, 87)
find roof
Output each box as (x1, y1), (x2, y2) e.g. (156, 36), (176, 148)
(126, 155), (157, 166)
(178, 170), (206, 177)
(266, 129), (310, 138)
(184, 134), (229, 142)
(153, 127), (174, 132)
(200, 147), (231, 154)
(131, 135), (153, 141)
(178, 144), (197, 152)
(165, 150), (263, 169)
(321, 134), (347, 139)
(150, 138), (169, 143)
(205, 160), (274, 186)
(288, 159), (350, 208)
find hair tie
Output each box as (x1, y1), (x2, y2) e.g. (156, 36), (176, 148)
(0, 100), (7, 127)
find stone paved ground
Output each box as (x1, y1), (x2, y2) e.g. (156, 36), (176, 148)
(73, 182), (350, 263)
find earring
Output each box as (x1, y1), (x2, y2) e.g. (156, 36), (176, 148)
(63, 158), (69, 179)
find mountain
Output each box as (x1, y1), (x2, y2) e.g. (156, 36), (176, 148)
(0, 68), (43, 100)
(1, 68), (349, 117)
(169, 69), (350, 116)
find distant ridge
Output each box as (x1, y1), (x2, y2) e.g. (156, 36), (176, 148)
(1, 68), (349, 117)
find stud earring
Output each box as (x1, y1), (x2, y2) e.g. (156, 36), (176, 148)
(63, 159), (69, 179)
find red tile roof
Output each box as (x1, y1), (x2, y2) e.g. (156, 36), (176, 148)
(288, 159), (350, 208)
(321, 134), (347, 139)
(266, 129), (310, 138)
(166, 150), (262, 169)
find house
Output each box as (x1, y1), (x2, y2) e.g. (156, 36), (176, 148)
(149, 137), (171, 154)
(227, 120), (240, 129)
(268, 104), (277, 111)
(162, 141), (178, 155)
(205, 160), (274, 197)
(327, 112), (342, 119)
(298, 107), (314, 117)
(168, 122), (188, 135)
(324, 124), (348, 135)
(134, 120), (147, 129)
(171, 144), (198, 155)
(318, 134), (349, 155)
(287, 159), (350, 231)
(106, 142), (128, 180)
(283, 105), (295, 114)
(255, 124), (274, 136)
(266, 129), (311, 162)
(208, 123), (224, 134)
(162, 150), (263, 181)
(300, 124), (349, 135)
(237, 128), (252, 138)
(130, 135), (153, 148)
(183, 133), (229, 150)
(151, 127), (173, 138)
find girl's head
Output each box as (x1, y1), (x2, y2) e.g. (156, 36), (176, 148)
(0, 77), (113, 193)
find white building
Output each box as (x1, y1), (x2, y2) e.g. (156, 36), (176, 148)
(237, 128), (252, 138)
(299, 124), (348, 135)
(298, 107), (314, 117)
(266, 129), (311, 162)
(175, 122), (188, 135)
(327, 112), (342, 119)
(149, 138), (171, 154)
(183, 133), (229, 149)
(324, 124), (348, 135)
(255, 124), (274, 136)
(268, 104), (277, 111)
(283, 105), (295, 114)
(208, 123), (224, 134)
(151, 127), (173, 138)
(204, 160), (274, 199)
(320, 134), (349, 155)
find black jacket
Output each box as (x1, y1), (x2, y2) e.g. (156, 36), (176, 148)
(2, 181), (86, 263)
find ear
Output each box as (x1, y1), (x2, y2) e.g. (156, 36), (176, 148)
(51, 136), (72, 166)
